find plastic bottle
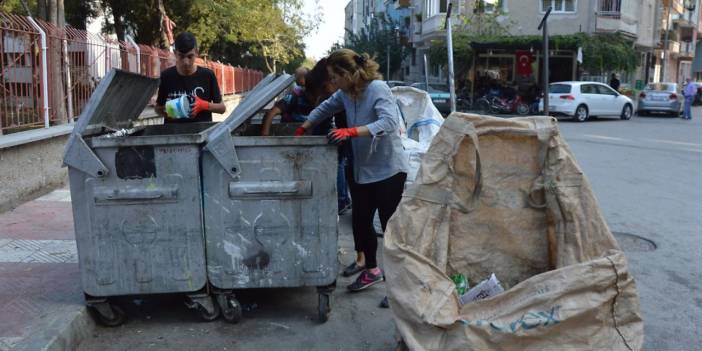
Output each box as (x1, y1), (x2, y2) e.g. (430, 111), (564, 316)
(451, 273), (469, 295)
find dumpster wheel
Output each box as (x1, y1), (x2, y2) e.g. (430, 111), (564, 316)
(217, 294), (242, 324)
(88, 302), (127, 327)
(186, 295), (221, 322)
(317, 292), (331, 323)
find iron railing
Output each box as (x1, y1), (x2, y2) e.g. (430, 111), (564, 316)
(0, 11), (263, 134)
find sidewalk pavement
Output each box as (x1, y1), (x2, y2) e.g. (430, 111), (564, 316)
(0, 186), (385, 351)
(0, 188), (95, 351)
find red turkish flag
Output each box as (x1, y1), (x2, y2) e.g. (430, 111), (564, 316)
(516, 50), (533, 77)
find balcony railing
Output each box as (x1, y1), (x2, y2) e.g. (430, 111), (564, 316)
(598, 0), (622, 18)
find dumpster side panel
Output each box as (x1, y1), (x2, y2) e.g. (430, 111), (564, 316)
(69, 144), (207, 296)
(203, 141), (338, 289)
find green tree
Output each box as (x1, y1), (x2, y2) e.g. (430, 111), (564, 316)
(339, 15), (409, 79)
(428, 11), (513, 81)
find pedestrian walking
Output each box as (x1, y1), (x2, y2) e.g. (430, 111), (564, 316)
(155, 32), (226, 122)
(609, 73), (620, 92)
(296, 49), (409, 292)
(683, 77), (696, 120)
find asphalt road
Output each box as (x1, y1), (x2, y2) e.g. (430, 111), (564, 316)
(77, 111), (702, 351)
(556, 112), (702, 351)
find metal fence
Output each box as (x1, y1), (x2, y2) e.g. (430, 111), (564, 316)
(598, 0), (622, 18)
(0, 11), (264, 134)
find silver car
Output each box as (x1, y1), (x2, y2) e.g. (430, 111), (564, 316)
(637, 83), (682, 116)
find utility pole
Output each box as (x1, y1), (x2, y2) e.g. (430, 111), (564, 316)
(445, 2), (456, 113)
(538, 7), (552, 116)
(424, 53), (430, 90)
(662, 2), (671, 82)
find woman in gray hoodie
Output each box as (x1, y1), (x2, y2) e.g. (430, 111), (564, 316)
(297, 49), (409, 292)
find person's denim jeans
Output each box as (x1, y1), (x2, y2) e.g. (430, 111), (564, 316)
(684, 97), (694, 119)
(337, 156), (350, 210)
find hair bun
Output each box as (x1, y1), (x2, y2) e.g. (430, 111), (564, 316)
(354, 54), (367, 66)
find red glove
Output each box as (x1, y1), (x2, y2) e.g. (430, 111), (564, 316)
(190, 95), (210, 117)
(294, 126), (307, 136)
(327, 127), (358, 144)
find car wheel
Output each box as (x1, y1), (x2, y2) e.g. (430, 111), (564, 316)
(573, 105), (589, 122)
(477, 100), (490, 115)
(620, 104), (633, 120)
(516, 103), (530, 115)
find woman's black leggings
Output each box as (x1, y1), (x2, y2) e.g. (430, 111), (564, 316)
(346, 170), (407, 269)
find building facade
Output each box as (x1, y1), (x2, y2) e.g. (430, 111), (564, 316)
(391, 0), (698, 92)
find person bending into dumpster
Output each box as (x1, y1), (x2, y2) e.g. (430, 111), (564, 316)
(261, 59), (352, 213)
(155, 32), (226, 123)
(296, 49), (409, 292)
(304, 58), (353, 215)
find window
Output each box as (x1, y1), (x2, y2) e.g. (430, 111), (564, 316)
(427, 0), (448, 16)
(411, 48), (417, 65)
(646, 83), (676, 92)
(549, 84), (572, 94)
(439, 0), (448, 13)
(483, 0), (504, 14)
(580, 84), (596, 94)
(595, 84), (618, 96)
(541, 0), (575, 13)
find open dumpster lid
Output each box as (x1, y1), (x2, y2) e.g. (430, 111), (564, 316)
(71, 69), (159, 137)
(63, 69), (159, 178)
(204, 73), (295, 179)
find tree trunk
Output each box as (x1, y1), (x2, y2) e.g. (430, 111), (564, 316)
(45, 0), (69, 124)
(158, 0), (170, 49)
(37, 0), (47, 20)
(48, 0), (57, 23)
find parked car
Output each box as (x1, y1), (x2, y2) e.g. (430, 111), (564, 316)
(538, 81), (634, 122)
(385, 80), (408, 88)
(637, 82), (682, 117)
(409, 82), (451, 114)
(689, 82), (702, 105)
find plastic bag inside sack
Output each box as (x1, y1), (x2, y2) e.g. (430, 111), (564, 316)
(392, 86), (444, 185)
(391, 86), (444, 149)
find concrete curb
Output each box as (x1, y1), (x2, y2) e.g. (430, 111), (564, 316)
(13, 307), (94, 351)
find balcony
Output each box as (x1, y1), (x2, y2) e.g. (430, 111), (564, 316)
(665, 0), (685, 15)
(667, 40), (681, 55)
(598, 0), (622, 18)
(596, 0), (638, 37)
(421, 14), (445, 40)
(679, 41), (695, 59)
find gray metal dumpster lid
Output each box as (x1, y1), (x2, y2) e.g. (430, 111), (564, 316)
(72, 69), (160, 136)
(204, 73), (295, 178)
(63, 69), (159, 178)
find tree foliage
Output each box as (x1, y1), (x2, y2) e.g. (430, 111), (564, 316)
(336, 15), (409, 79)
(1, 0), (317, 73)
(429, 11), (638, 79)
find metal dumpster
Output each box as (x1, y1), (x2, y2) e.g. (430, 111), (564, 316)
(61, 69), (280, 326)
(201, 76), (339, 323)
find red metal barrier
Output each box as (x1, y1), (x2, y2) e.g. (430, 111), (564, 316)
(0, 11), (264, 134)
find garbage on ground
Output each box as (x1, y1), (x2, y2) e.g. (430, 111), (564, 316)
(103, 128), (136, 138)
(450, 273), (469, 296)
(458, 273), (504, 305)
(384, 113), (644, 350)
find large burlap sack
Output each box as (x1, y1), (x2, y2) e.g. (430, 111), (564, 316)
(384, 113), (643, 351)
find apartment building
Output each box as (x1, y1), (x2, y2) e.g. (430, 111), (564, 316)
(344, 0), (414, 79)
(395, 0), (698, 93)
(656, 0), (701, 83)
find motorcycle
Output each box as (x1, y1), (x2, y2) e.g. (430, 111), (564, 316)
(476, 94), (530, 115)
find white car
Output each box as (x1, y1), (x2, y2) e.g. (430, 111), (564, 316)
(539, 81), (634, 122)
